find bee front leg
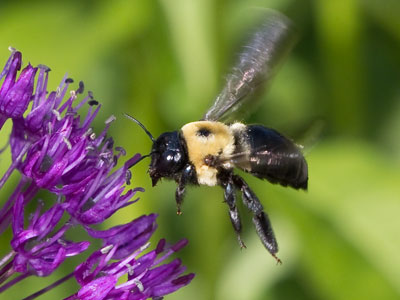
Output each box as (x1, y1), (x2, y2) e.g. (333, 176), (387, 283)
(175, 180), (185, 215)
(220, 176), (246, 249)
(175, 164), (196, 215)
(232, 175), (281, 264)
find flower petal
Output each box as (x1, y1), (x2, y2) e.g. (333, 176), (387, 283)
(1, 64), (37, 118)
(86, 214), (157, 259)
(77, 275), (118, 300)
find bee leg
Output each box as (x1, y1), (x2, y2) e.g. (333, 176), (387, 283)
(232, 175), (281, 264)
(204, 154), (220, 167)
(221, 177), (246, 249)
(175, 164), (196, 215)
(175, 180), (185, 215)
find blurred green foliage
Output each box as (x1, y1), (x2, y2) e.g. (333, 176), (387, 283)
(1, 0), (400, 299)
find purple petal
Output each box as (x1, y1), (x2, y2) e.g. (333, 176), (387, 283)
(25, 91), (56, 131)
(28, 245), (67, 276)
(171, 239), (188, 252)
(33, 204), (64, 240)
(155, 239), (166, 254)
(56, 170), (98, 195)
(0, 51), (21, 99)
(35, 158), (68, 188)
(11, 229), (40, 250)
(125, 153), (142, 168)
(64, 240), (90, 257)
(77, 275), (117, 300)
(32, 64), (50, 109)
(86, 215), (157, 240)
(12, 253), (28, 273)
(1, 64), (37, 118)
(21, 150), (42, 178)
(77, 188), (140, 225)
(128, 251), (157, 278)
(152, 273), (195, 297)
(9, 118), (29, 161)
(62, 139), (89, 174)
(86, 215), (158, 259)
(74, 250), (104, 285)
(11, 194), (25, 235)
(172, 273), (195, 285)
(141, 259), (183, 289)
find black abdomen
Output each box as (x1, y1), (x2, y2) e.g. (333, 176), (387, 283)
(238, 125), (308, 190)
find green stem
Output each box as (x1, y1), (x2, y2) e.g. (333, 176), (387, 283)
(22, 272), (75, 300)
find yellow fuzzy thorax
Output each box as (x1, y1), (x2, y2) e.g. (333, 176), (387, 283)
(181, 121), (235, 186)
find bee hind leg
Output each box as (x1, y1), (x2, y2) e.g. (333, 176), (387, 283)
(221, 176), (246, 249)
(232, 174), (281, 264)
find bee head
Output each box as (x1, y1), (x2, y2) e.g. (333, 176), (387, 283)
(149, 131), (187, 186)
(123, 114), (187, 187)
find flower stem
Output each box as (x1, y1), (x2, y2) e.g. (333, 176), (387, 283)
(0, 178), (37, 234)
(0, 261), (12, 278)
(0, 138), (8, 154)
(0, 263), (13, 285)
(0, 179), (27, 233)
(0, 116), (6, 131)
(22, 272), (74, 300)
(0, 272), (30, 293)
(0, 142), (30, 189)
(63, 294), (77, 300)
(0, 251), (14, 269)
(22, 180), (40, 206)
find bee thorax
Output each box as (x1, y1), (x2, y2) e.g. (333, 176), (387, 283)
(181, 121), (235, 186)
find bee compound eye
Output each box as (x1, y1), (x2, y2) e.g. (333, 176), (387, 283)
(160, 151), (176, 166)
(173, 152), (182, 162)
(156, 150), (183, 174)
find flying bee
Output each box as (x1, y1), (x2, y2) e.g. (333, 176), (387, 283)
(125, 12), (308, 263)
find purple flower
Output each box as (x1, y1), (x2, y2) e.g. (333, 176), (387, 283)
(0, 49), (37, 129)
(86, 214), (158, 260)
(10, 194), (89, 277)
(0, 49), (194, 299)
(64, 153), (145, 226)
(71, 235), (194, 300)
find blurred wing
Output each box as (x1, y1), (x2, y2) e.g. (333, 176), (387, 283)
(203, 12), (297, 122)
(224, 143), (308, 190)
(223, 146), (300, 169)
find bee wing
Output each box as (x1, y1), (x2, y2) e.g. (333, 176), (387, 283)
(222, 143), (308, 190)
(203, 12), (297, 122)
(224, 146), (301, 169)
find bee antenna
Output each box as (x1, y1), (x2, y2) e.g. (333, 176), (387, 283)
(123, 113), (155, 142)
(134, 153), (152, 164)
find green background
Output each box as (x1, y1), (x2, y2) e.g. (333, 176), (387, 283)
(1, 0), (400, 299)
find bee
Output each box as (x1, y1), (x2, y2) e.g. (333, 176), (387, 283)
(125, 12), (308, 263)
